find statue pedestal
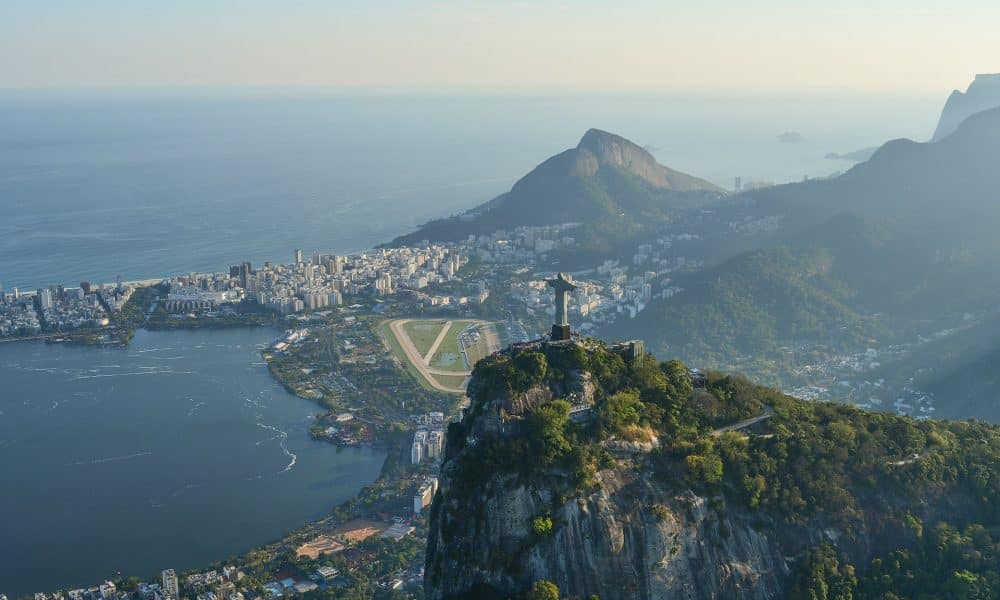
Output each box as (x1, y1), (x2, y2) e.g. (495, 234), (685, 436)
(550, 324), (571, 341)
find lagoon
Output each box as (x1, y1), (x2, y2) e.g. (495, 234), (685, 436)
(0, 327), (385, 597)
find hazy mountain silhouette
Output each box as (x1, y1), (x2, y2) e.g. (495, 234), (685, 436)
(393, 129), (722, 244)
(610, 106), (1000, 383)
(932, 73), (1000, 141)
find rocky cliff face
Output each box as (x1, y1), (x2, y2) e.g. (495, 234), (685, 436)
(573, 128), (721, 192)
(574, 128), (668, 186)
(932, 73), (1000, 141)
(426, 452), (792, 600)
(424, 342), (998, 599)
(425, 344), (796, 600)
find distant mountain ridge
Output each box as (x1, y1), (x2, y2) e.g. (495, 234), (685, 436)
(932, 73), (1000, 141)
(393, 129), (722, 245)
(738, 104), (1000, 232)
(607, 105), (1000, 385)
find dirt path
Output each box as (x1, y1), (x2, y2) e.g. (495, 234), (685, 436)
(423, 320), (453, 364)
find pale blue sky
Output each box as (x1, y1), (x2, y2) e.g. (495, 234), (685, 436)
(1, 0), (997, 91)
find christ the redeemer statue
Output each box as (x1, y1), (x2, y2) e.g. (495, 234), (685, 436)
(547, 272), (577, 341)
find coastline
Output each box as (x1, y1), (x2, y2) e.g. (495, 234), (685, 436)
(3, 232), (479, 597)
(2, 288), (460, 597)
(0, 326), (393, 598)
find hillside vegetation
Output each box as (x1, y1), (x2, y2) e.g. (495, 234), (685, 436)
(393, 129), (722, 253)
(427, 341), (1000, 599)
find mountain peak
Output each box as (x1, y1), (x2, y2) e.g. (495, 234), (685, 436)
(576, 128), (653, 170)
(577, 128), (640, 153)
(931, 72), (1000, 141)
(573, 128), (721, 192)
(972, 72), (1000, 85)
(392, 128), (722, 246)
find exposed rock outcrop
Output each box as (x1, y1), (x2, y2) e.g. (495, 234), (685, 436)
(574, 129), (718, 192)
(426, 459), (790, 600)
(425, 343), (793, 600)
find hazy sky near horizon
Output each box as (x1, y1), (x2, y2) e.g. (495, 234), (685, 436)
(2, 0), (997, 93)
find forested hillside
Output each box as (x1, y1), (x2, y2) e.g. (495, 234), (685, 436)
(426, 341), (1000, 599)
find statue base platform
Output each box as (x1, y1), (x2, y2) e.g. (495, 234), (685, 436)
(550, 324), (571, 341)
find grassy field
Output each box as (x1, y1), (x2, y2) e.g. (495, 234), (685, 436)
(402, 319), (449, 358)
(434, 374), (471, 390)
(383, 318), (499, 394)
(429, 319), (478, 372)
(380, 320), (438, 392)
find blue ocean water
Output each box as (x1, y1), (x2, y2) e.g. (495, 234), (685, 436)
(0, 89), (941, 291)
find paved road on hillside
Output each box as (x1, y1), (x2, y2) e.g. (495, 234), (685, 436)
(712, 406), (775, 437)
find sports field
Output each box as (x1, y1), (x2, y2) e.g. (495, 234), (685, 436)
(428, 320), (479, 372)
(382, 318), (499, 393)
(402, 320), (448, 358)
(434, 374), (472, 390)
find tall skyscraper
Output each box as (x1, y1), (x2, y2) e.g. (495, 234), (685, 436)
(162, 569), (179, 599)
(240, 262), (252, 289)
(37, 288), (54, 310)
(295, 249), (304, 265)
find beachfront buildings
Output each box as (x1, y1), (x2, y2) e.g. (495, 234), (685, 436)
(162, 569), (178, 599)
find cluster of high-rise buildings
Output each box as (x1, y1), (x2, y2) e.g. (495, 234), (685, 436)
(0, 287), (41, 335)
(23, 567), (181, 600)
(160, 269), (246, 314)
(166, 243), (471, 316)
(465, 223), (580, 264)
(257, 245), (468, 313)
(510, 253), (692, 332)
(2, 222), (588, 335)
(19, 564), (249, 600)
(411, 412), (446, 465)
(0, 281), (134, 337)
(183, 566), (244, 600)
